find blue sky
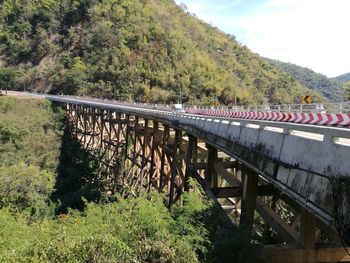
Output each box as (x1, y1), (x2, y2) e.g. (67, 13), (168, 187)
(174, 0), (350, 77)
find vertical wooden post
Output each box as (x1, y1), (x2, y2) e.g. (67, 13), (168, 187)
(240, 169), (258, 239)
(83, 107), (87, 145)
(169, 129), (181, 208)
(205, 143), (218, 187)
(92, 108), (96, 148)
(141, 119), (148, 167)
(185, 134), (196, 191)
(124, 114), (130, 170)
(139, 119), (148, 192)
(149, 121), (158, 191)
(75, 105), (79, 137)
(300, 208), (316, 249)
(159, 125), (169, 191)
(108, 111), (113, 144)
(100, 109), (104, 150)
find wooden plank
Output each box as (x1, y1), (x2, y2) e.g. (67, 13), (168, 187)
(214, 186), (242, 198)
(215, 161), (237, 168)
(188, 162), (207, 170)
(281, 194), (341, 243)
(256, 198), (299, 244)
(214, 185), (276, 198)
(214, 162), (240, 187)
(222, 205), (236, 213)
(169, 129), (181, 208)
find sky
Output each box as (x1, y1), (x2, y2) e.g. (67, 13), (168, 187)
(174, 0), (350, 77)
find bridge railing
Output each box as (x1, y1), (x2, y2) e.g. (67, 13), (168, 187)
(48, 94), (350, 142)
(13, 91), (350, 127)
(183, 102), (350, 113)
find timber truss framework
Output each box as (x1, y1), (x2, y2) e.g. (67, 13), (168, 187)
(64, 102), (349, 263)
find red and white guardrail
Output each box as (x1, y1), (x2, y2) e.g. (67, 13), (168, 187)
(186, 108), (350, 127)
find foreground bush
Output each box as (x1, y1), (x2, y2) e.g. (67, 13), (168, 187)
(0, 191), (209, 263)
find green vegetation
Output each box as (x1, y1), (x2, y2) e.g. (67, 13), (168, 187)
(0, 192), (208, 263)
(0, 97), (62, 169)
(333, 73), (350, 83)
(345, 82), (350, 101)
(266, 58), (345, 101)
(0, 0), (316, 105)
(0, 97), (259, 262)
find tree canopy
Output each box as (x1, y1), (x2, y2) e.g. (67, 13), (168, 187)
(0, 0), (318, 105)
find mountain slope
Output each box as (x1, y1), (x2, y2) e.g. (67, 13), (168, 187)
(333, 73), (350, 83)
(266, 58), (344, 101)
(0, 0), (318, 105)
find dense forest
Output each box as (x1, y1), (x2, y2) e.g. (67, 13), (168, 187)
(0, 0), (320, 105)
(266, 58), (347, 101)
(0, 96), (259, 262)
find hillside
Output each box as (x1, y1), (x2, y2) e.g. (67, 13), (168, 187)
(0, 0), (318, 105)
(266, 58), (344, 101)
(333, 73), (350, 83)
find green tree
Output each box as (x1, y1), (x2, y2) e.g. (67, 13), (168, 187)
(0, 67), (15, 93)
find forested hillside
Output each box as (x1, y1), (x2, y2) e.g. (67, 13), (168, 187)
(266, 58), (345, 101)
(0, 0), (318, 105)
(334, 73), (350, 83)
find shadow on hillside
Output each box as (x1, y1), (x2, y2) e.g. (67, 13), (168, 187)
(51, 120), (103, 213)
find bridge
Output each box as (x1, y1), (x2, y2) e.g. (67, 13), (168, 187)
(7, 92), (350, 262)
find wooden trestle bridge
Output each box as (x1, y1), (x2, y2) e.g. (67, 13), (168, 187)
(15, 92), (350, 262)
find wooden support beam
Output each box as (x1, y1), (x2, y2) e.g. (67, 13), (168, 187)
(214, 186), (241, 198)
(185, 134), (196, 191)
(169, 129), (181, 208)
(256, 198), (300, 244)
(280, 194), (342, 243)
(205, 144), (218, 188)
(300, 208), (316, 249)
(188, 162), (207, 170)
(159, 125), (169, 191)
(214, 162), (240, 187)
(149, 121), (158, 191)
(222, 205), (236, 213)
(240, 171), (258, 238)
(216, 161), (237, 168)
(214, 185), (276, 198)
(262, 245), (350, 263)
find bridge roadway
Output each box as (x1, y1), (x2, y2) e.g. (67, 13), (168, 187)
(7, 92), (350, 262)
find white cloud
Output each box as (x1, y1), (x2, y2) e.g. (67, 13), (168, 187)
(175, 0), (350, 77)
